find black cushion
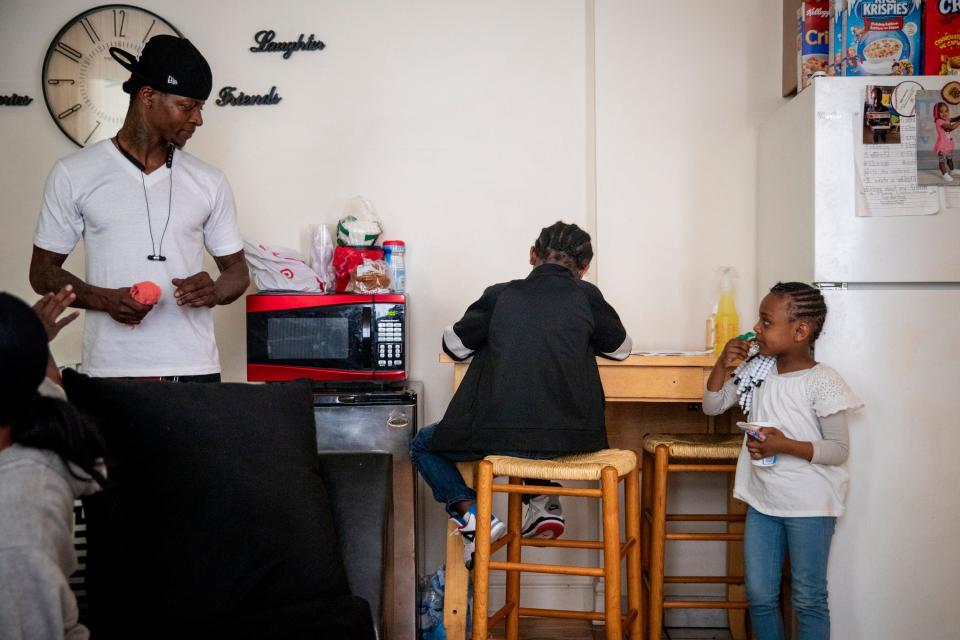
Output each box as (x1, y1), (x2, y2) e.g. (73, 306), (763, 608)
(64, 372), (366, 637)
(192, 594), (375, 640)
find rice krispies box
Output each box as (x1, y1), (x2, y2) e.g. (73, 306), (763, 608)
(924, 1), (960, 74)
(843, 0), (922, 76)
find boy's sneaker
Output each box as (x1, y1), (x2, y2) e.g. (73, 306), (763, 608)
(944, 172), (955, 182)
(451, 506), (506, 570)
(521, 495), (565, 539)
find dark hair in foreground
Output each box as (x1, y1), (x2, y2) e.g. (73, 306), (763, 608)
(0, 293), (107, 486)
(769, 282), (827, 342)
(533, 221), (593, 271)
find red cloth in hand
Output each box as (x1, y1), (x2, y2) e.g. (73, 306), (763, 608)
(130, 281), (162, 305)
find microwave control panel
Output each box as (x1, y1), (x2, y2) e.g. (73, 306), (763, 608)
(374, 303), (405, 370)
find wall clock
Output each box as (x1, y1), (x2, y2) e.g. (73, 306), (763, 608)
(42, 4), (181, 147)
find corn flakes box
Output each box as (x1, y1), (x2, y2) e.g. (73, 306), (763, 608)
(844, 0), (922, 76)
(924, 1), (960, 74)
(800, 1), (831, 90)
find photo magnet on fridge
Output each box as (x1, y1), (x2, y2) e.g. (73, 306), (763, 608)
(915, 89), (960, 186)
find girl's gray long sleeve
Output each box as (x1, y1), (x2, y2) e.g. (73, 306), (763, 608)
(703, 379), (849, 465)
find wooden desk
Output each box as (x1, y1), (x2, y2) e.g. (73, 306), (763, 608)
(441, 352), (719, 403)
(437, 353), (746, 640)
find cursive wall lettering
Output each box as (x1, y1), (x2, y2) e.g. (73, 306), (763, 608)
(0, 93), (33, 106)
(215, 86), (283, 106)
(250, 30), (326, 59)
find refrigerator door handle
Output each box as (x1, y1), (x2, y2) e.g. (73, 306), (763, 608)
(815, 282), (848, 290)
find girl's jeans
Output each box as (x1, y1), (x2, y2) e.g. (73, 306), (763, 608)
(744, 506), (836, 640)
(409, 423), (556, 517)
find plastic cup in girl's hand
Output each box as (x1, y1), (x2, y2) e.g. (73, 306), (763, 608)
(737, 421), (778, 466)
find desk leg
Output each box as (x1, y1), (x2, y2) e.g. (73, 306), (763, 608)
(727, 472), (747, 640)
(442, 463), (476, 640)
(444, 520), (470, 640)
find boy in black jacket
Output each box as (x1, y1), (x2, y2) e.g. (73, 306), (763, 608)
(410, 221), (632, 568)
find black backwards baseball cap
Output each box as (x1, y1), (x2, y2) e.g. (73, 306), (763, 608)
(109, 35), (212, 101)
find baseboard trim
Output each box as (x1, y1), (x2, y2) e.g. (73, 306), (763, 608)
(485, 577), (728, 627)
(663, 596), (730, 628)
(485, 574), (596, 612)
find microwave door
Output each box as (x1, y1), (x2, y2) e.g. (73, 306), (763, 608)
(248, 303), (372, 372)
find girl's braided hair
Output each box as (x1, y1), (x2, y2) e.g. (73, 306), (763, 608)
(769, 282), (828, 342)
(533, 221), (593, 271)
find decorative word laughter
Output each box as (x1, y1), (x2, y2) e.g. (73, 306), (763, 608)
(0, 94), (33, 106)
(250, 30), (326, 59)
(216, 86), (283, 106)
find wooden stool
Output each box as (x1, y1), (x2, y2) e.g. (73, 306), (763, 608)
(640, 433), (747, 640)
(472, 449), (642, 640)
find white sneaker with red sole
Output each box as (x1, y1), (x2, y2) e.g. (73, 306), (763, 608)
(451, 507), (507, 569)
(521, 495), (565, 539)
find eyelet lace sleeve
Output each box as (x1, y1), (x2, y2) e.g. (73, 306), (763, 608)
(807, 365), (863, 418)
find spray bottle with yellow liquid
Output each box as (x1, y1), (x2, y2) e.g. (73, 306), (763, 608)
(712, 267), (740, 356)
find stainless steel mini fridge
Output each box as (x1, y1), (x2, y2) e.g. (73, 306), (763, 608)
(312, 382), (421, 640)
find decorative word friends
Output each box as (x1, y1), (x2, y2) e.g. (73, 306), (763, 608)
(215, 86), (283, 106)
(0, 93), (33, 106)
(250, 30), (326, 59)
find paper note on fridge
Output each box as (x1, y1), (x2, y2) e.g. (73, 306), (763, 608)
(854, 85), (939, 217)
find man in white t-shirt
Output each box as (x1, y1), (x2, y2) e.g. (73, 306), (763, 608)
(29, 36), (248, 380)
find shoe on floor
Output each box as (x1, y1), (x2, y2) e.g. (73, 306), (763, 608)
(521, 494), (565, 539)
(943, 172), (955, 182)
(451, 506), (506, 570)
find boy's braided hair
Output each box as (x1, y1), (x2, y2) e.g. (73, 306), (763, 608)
(770, 282), (827, 342)
(533, 221), (593, 271)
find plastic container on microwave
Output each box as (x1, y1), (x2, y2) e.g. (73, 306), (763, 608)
(382, 240), (406, 293)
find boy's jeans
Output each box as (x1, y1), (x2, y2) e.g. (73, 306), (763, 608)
(409, 423), (556, 517)
(744, 505), (836, 640)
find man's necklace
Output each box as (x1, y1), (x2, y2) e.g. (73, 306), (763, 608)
(113, 136), (174, 262)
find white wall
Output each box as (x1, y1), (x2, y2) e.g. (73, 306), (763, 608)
(595, 0), (784, 349)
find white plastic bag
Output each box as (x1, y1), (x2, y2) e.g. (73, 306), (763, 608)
(243, 240), (323, 292)
(309, 224), (336, 293)
(336, 196), (382, 246)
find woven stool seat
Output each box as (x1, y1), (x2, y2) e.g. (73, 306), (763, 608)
(484, 448), (638, 481)
(641, 433), (742, 460)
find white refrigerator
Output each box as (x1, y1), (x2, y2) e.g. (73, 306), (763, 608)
(757, 76), (960, 639)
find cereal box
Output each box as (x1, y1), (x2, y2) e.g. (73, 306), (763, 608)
(843, 0), (922, 76)
(799, 1), (831, 90)
(924, 1), (960, 74)
(830, 0), (846, 74)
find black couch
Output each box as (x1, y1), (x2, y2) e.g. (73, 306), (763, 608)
(64, 372), (390, 640)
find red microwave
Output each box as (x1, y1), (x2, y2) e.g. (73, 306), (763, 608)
(246, 293), (406, 382)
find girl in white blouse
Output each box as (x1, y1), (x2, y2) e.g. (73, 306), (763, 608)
(704, 282), (862, 640)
